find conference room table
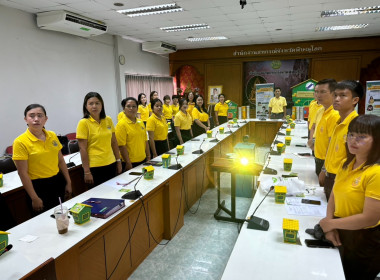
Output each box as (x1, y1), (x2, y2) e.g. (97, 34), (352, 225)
(221, 121), (345, 279)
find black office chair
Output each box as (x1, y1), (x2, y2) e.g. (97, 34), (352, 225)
(68, 140), (79, 154)
(0, 156), (17, 174)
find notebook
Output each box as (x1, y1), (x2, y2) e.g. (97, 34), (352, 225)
(82, 198), (125, 219)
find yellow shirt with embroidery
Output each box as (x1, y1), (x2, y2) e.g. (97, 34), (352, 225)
(163, 104), (173, 120)
(214, 102), (228, 116)
(171, 104), (179, 117)
(76, 116), (116, 168)
(269, 96), (287, 113)
(117, 111), (126, 122)
(192, 107), (209, 122)
(186, 102), (195, 117)
(333, 160), (380, 228)
(308, 100), (323, 130)
(174, 111), (192, 130)
(146, 114), (168, 141)
(325, 110), (358, 174)
(314, 106), (340, 160)
(13, 129), (62, 180)
(115, 117), (147, 163)
(138, 105), (149, 121)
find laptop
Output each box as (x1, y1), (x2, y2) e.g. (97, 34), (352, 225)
(82, 198), (125, 219)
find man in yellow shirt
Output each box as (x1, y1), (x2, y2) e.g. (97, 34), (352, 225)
(268, 87), (287, 119)
(312, 79), (339, 177)
(320, 80), (363, 200)
(308, 92), (323, 137)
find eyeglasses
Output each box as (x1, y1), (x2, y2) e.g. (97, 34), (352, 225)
(125, 105), (137, 109)
(346, 133), (369, 143)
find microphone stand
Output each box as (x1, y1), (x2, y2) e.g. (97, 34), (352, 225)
(210, 130), (219, 143)
(247, 186), (274, 231)
(192, 138), (205, 154)
(168, 154), (182, 170)
(122, 172), (145, 200)
(224, 125), (232, 134)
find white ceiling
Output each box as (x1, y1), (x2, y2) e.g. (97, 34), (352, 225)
(1, 0), (380, 50)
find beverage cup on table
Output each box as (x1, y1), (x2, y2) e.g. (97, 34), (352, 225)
(54, 206), (69, 234)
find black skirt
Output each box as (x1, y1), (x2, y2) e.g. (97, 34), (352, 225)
(154, 140), (169, 156)
(89, 162), (117, 188)
(180, 129), (192, 143)
(192, 121), (208, 137)
(218, 116), (228, 125)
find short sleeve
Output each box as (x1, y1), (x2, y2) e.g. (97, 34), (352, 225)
(365, 166), (380, 200)
(282, 97), (287, 106)
(174, 114), (181, 127)
(192, 108), (200, 120)
(76, 119), (89, 140)
(268, 98), (273, 108)
(12, 138), (29, 160)
(115, 121), (127, 146)
(138, 105), (143, 114)
(214, 103), (220, 112)
(146, 117), (155, 132)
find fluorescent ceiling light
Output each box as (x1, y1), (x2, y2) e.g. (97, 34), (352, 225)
(316, 24), (369, 32)
(117, 3), (183, 17)
(321, 6), (380, 17)
(161, 24), (210, 32)
(186, 36), (228, 42)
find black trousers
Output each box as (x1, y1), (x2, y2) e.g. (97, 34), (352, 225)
(218, 116), (227, 125)
(89, 162), (117, 188)
(271, 113), (283, 119)
(192, 121), (208, 137)
(154, 140), (169, 156)
(29, 172), (66, 214)
(180, 129), (192, 143)
(338, 226), (380, 280)
(315, 157), (324, 177)
(324, 172), (336, 201)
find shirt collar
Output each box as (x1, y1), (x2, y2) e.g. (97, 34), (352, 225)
(338, 110), (358, 125)
(26, 128), (49, 142)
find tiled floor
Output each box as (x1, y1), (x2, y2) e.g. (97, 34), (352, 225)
(129, 147), (269, 280)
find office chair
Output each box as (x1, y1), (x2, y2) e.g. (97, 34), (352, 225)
(68, 140), (79, 154)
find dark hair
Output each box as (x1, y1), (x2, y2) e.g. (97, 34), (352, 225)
(172, 94), (179, 100)
(151, 98), (163, 113)
(150, 91), (158, 103)
(121, 98), (127, 109)
(179, 98), (188, 110)
(137, 93), (146, 105)
(163, 95), (171, 102)
(124, 97), (138, 107)
(24, 104), (46, 117)
(335, 80), (364, 100)
(194, 95), (208, 114)
(316, 79), (337, 93)
(343, 114), (380, 169)
(274, 87), (281, 91)
(218, 93), (225, 100)
(187, 92), (194, 102)
(82, 92), (106, 119)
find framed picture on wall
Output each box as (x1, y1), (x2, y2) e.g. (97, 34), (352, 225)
(208, 85), (223, 105)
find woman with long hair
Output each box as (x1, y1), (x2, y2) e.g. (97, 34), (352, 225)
(192, 95), (210, 137)
(174, 98), (193, 144)
(163, 95), (173, 122)
(186, 91), (195, 115)
(76, 92), (122, 187)
(320, 114), (380, 280)
(148, 91), (159, 116)
(137, 93), (149, 126)
(13, 104), (72, 214)
(214, 93), (228, 126)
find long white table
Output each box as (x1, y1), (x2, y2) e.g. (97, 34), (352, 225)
(222, 121), (345, 279)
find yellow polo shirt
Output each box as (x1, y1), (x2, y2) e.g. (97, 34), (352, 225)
(115, 117), (147, 163)
(76, 116), (116, 168)
(325, 110), (358, 174)
(138, 105), (149, 121)
(269, 96), (287, 113)
(148, 103), (152, 113)
(333, 160), (380, 228)
(171, 104), (179, 117)
(146, 114), (168, 140)
(308, 100), (323, 130)
(192, 107), (209, 122)
(13, 129), (62, 180)
(187, 102), (195, 116)
(314, 106), (340, 160)
(117, 111), (126, 122)
(174, 111), (192, 130)
(214, 102), (228, 116)
(163, 104), (173, 120)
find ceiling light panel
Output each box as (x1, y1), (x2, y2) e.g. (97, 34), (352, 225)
(316, 24), (369, 31)
(186, 36), (228, 42)
(117, 3), (183, 17)
(160, 24), (210, 32)
(321, 6), (380, 17)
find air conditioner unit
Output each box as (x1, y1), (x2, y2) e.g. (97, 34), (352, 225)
(36, 10), (107, 37)
(142, 41), (177, 55)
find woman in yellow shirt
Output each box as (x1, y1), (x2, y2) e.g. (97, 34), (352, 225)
(13, 104), (72, 213)
(146, 99), (169, 158)
(163, 95), (173, 122)
(76, 92), (122, 187)
(148, 91), (159, 116)
(192, 95), (210, 137)
(320, 115), (380, 280)
(174, 99), (193, 144)
(186, 92), (195, 115)
(171, 95), (179, 118)
(137, 93), (149, 126)
(116, 97), (150, 171)
(214, 94), (228, 126)
(117, 98), (127, 122)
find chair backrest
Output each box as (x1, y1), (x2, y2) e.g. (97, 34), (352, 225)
(68, 140), (79, 154)
(19, 257), (57, 280)
(65, 132), (76, 141)
(0, 156), (17, 174)
(57, 135), (69, 155)
(5, 145), (13, 156)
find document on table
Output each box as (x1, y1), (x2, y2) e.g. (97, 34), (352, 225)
(285, 197), (327, 217)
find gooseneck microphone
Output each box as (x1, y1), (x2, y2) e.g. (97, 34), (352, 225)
(0, 244), (13, 256)
(224, 125), (232, 134)
(247, 186), (274, 231)
(210, 130), (219, 143)
(168, 154), (182, 170)
(122, 171), (145, 200)
(192, 138), (205, 154)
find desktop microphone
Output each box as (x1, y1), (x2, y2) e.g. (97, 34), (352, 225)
(224, 125), (232, 134)
(192, 138), (205, 154)
(66, 152), (79, 168)
(168, 154), (182, 170)
(0, 244), (13, 256)
(210, 130), (219, 143)
(277, 132), (285, 136)
(247, 186), (274, 231)
(122, 171), (145, 200)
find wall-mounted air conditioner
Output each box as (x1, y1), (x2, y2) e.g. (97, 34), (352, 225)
(142, 41), (177, 55)
(37, 10), (107, 37)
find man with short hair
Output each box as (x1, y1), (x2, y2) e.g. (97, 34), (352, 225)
(320, 80), (363, 200)
(268, 87), (287, 119)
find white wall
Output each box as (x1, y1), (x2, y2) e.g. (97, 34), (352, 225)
(0, 5), (170, 154)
